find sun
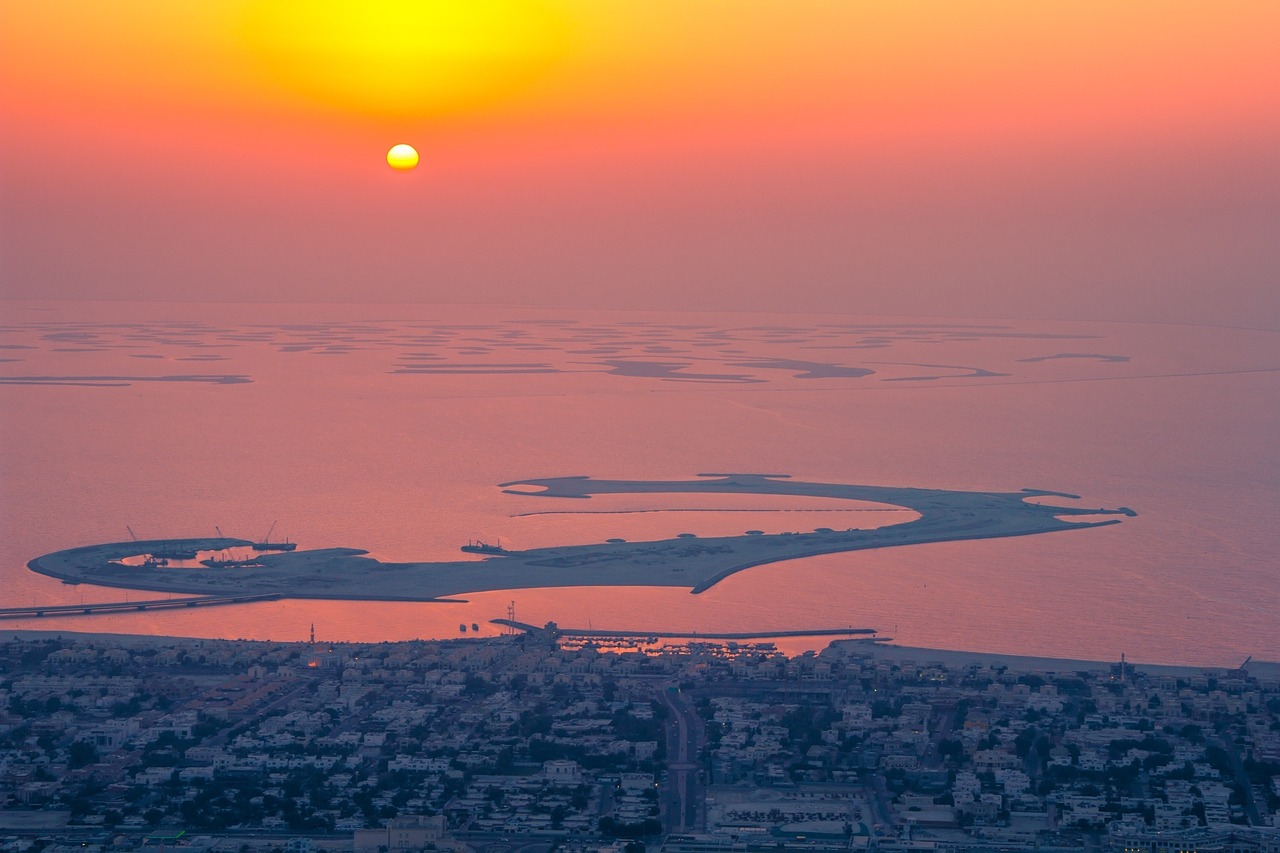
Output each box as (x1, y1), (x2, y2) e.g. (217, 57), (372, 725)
(386, 143), (419, 171)
(238, 0), (571, 118)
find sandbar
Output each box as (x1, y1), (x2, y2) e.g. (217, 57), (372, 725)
(28, 474), (1134, 602)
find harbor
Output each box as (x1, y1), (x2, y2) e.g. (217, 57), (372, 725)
(488, 617), (880, 642)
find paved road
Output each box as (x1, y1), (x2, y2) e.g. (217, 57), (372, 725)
(1215, 720), (1262, 824)
(658, 684), (704, 833)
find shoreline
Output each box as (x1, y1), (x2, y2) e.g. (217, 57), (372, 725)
(3, 628), (1274, 678)
(852, 642), (1279, 678)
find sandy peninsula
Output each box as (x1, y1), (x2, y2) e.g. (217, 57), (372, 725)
(27, 474), (1135, 603)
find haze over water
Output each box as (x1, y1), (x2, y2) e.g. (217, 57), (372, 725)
(2, 300), (1276, 667)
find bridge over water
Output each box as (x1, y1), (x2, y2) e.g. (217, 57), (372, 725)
(0, 593), (282, 620)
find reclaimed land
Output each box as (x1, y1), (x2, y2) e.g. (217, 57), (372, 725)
(28, 473), (1135, 601)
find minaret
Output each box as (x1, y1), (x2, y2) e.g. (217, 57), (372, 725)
(307, 623), (318, 668)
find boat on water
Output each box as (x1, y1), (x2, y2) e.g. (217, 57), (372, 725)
(252, 521), (297, 552)
(459, 624), (468, 632)
(200, 556), (262, 568)
(471, 623), (479, 631)
(251, 540), (296, 552)
(151, 547), (198, 560)
(461, 539), (507, 555)
(141, 556), (168, 569)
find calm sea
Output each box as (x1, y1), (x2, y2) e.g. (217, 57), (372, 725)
(1, 301), (1276, 666)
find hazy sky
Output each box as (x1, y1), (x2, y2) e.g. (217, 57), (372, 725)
(3, 1), (1278, 325)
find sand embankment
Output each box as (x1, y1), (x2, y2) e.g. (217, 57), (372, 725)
(27, 475), (1137, 602)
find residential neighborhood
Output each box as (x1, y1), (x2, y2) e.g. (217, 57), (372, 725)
(2, 631), (1277, 853)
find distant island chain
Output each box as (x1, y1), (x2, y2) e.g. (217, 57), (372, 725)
(27, 474), (1135, 602)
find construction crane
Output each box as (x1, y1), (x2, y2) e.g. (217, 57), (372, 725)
(252, 521), (296, 551)
(126, 526), (138, 541)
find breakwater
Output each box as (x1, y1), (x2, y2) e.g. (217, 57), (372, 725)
(490, 618), (879, 641)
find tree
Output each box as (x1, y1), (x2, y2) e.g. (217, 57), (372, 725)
(599, 817), (661, 838)
(1014, 728), (1037, 759)
(68, 740), (99, 769)
(463, 674), (494, 697)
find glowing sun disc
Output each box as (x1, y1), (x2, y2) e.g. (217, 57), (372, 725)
(387, 143), (420, 171)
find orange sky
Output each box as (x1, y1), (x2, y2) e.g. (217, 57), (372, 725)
(2, 0), (1278, 322)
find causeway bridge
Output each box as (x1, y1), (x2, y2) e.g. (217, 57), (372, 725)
(0, 593), (283, 620)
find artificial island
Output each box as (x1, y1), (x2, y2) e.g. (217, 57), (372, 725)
(26, 474), (1135, 604)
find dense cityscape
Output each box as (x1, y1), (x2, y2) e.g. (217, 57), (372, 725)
(2, 629), (1278, 853)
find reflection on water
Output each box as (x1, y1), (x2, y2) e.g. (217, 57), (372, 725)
(1, 302), (1278, 667)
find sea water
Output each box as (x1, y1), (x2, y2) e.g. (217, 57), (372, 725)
(1, 301), (1276, 666)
